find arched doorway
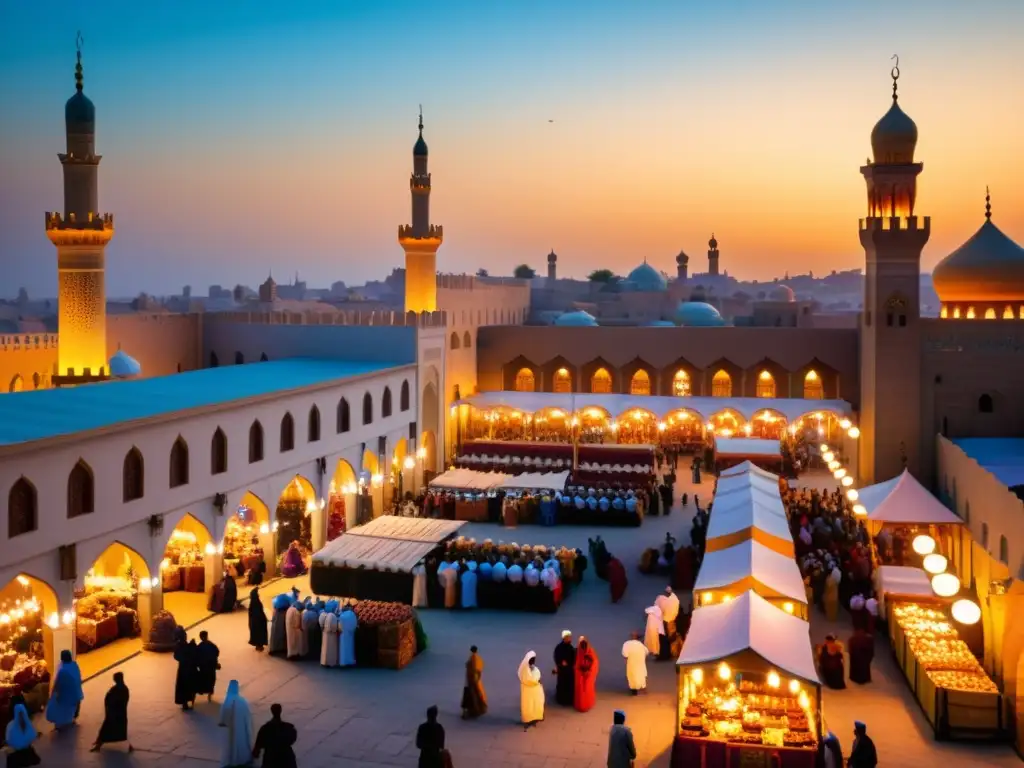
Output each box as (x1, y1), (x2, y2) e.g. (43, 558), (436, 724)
(749, 409), (787, 439)
(617, 408), (658, 444)
(531, 407), (571, 443)
(390, 437), (411, 509)
(224, 492), (272, 583)
(276, 476), (317, 578)
(664, 408), (705, 448)
(421, 379), (439, 469)
(708, 408), (745, 437)
(420, 431), (437, 485)
(159, 514), (214, 627)
(362, 450), (382, 525)
(578, 406), (612, 444)
(328, 460), (357, 540)
(0, 573), (60, 687)
(9, 374), (23, 393)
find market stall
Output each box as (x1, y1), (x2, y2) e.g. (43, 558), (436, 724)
(0, 580), (50, 728)
(720, 461), (781, 482)
(74, 571), (140, 654)
(673, 590), (821, 768)
(714, 438), (783, 474)
(160, 521), (208, 594)
(712, 480), (788, 517)
(694, 539), (808, 619)
(222, 509), (266, 581)
(705, 488), (795, 557)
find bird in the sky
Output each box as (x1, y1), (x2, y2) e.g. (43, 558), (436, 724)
(548, 119), (555, 123)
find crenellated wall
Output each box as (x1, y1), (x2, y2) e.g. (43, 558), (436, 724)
(0, 335), (59, 392)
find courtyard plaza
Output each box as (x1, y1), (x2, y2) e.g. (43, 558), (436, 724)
(22, 470), (1019, 767)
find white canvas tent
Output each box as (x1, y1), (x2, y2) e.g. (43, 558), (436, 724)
(312, 535), (436, 573)
(873, 565), (936, 615)
(428, 468), (510, 491)
(867, 470), (964, 526)
(500, 471), (569, 491)
(715, 438), (782, 458)
(711, 484), (787, 519)
(345, 516), (467, 543)
(694, 539), (807, 605)
(720, 461), (779, 481)
(676, 590), (820, 684)
(855, 474), (903, 516)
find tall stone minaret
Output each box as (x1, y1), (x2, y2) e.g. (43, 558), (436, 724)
(547, 250), (558, 281)
(707, 234), (719, 276)
(399, 107), (443, 313)
(676, 250), (689, 282)
(858, 60), (929, 483)
(46, 33), (113, 385)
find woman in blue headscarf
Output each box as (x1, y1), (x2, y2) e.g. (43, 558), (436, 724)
(5, 701), (40, 766)
(218, 680), (254, 767)
(45, 649), (83, 730)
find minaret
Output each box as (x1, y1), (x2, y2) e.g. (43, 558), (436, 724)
(676, 250), (689, 282)
(858, 58), (930, 483)
(707, 234), (720, 276)
(547, 250), (558, 281)
(399, 107), (443, 313)
(46, 33), (113, 386)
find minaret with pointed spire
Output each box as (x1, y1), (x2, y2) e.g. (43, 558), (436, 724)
(399, 107), (443, 312)
(707, 234), (720, 276)
(46, 33), (114, 386)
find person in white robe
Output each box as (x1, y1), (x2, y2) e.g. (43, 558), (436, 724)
(621, 633), (651, 693)
(518, 650), (545, 729)
(338, 605), (358, 667)
(655, 587), (680, 630)
(218, 680), (254, 767)
(319, 611), (340, 667)
(460, 565), (478, 608)
(643, 604), (664, 656)
(300, 604), (318, 658)
(541, 567), (559, 590)
(412, 562), (428, 608)
(439, 565), (458, 608)
(285, 602), (303, 660)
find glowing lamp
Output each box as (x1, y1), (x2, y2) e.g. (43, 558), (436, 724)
(848, 427), (860, 439)
(610, 422), (619, 432)
(839, 418), (852, 430)
(743, 424), (753, 436)
(788, 679), (800, 694)
(702, 592), (714, 604)
(403, 456), (416, 470)
(852, 504), (867, 516)
(204, 542), (216, 556)
(833, 468), (846, 480)
(372, 473), (384, 486)
(691, 668), (704, 686)
(571, 417), (580, 427)
(722, 594), (733, 602)
(305, 499), (317, 514)
(846, 489), (859, 501)
(798, 690), (810, 709)
(767, 671), (781, 688)
(782, 602), (794, 614)
(788, 425), (797, 435)
(931, 572), (961, 598)
(259, 523), (270, 535)
(658, 422), (667, 432)
(217, 542), (224, 555)
(706, 423), (714, 431)
(823, 452), (835, 463)
(62, 610), (73, 626)
(150, 576), (160, 588)
(923, 553), (947, 574)
(841, 476), (854, 487)
(912, 534), (936, 556)
(717, 662), (731, 681)
(46, 612), (60, 629)
(272, 521), (280, 533)
(951, 599), (981, 625)
(819, 443), (829, 452)
(160, 558), (171, 571)
(416, 446), (427, 459)
(827, 460), (840, 471)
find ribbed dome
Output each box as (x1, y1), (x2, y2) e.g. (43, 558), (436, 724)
(676, 301), (725, 327)
(769, 285), (795, 302)
(624, 262), (667, 291)
(109, 349), (142, 378)
(554, 310), (598, 327)
(932, 218), (1024, 302)
(871, 100), (918, 164)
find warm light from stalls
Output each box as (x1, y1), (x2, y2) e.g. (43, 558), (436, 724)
(372, 473), (384, 486)
(782, 602), (795, 614)
(204, 542), (216, 556)
(852, 504), (867, 516)
(722, 594), (733, 602)
(798, 690), (810, 709)
(160, 558), (171, 571)
(820, 443), (829, 452)
(743, 424), (753, 436)
(691, 668), (704, 686)
(951, 599), (981, 625)
(846, 489), (859, 501)
(150, 576), (159, 588)
(789, 679), (800, 694)
(62, 610), (73, 626)
(717, 662), (731, 680)
(788, 425), (797, 435)
(848, 427), (860, 439)
(767, 670), (781, 688)
(702, 592), (714, 605)
(841, 476), (854, 487)
(610, 422), (619, 432)
(417, 446), (427, 459)
(912, 535), (936, 556)
(15, 576), (28, 586)
(706, 422), (714, 431)
(923, 553), (948, 574)
(259, 523), (270, 535)
(46, 612), (59, 629)
(931, 572), (961, 598)
(305, 499), (317, 514)
(403, 456), (415, 470)
(658, 422), (667, 432)
(272, 521), (279, 533)
(839, 418), (852, 430)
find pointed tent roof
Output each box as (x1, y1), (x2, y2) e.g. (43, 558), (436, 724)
(866, 469), (963, 525)
(712, 482), (787, 518)
(856, 473), (903, 516)
(721, 461), (779, 481)
(694, 539), (807, 604)
(676, 590), (819, 685)
(706, 486), (793, 548)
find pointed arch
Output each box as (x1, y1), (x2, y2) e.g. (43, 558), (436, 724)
(553, 367), (572, 393)
(620, 357), (656, 396)
(363, 392), (374, 425)
(8, 477), (37, 537)
(400, 380), (411, 411)
(382, 386), (393, 418)
(630, 369), (652, 395)
(68, 459), (95, 518)
(541, 357), (576, 393)
(123, 447), (145, 502)
(211, 427), (228, 474)
(747, 358), (788, 398)
(280, 412), (295, 452)
(450, 332), (461, 350)
(515, 368), (536, 392)
(711, 369), (733, 397)
(591, 367), (613, 394)
(802, 370), (824, 399)
(31, 372), (40, 389)
(169, 436), (190, 488)
(463, 331), (472, 348)
(672, 369), (692, 397)
(9, 374), (22, 393)
(755, 369), (776, 398)
(337, 397), (351, 433)
(249, 420), (264, 463)
(308, 404), (321, 442)
(503, 356), (539, 391)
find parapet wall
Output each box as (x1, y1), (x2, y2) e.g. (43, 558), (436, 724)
(204, 309), (447, 328)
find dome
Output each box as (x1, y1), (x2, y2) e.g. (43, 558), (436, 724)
(547, 250), (558, 263)
(624, 262), (667, 291)
(65, 90), (95, 134)
(413, 132), (428, 157)
(554, 310), (598, 327)
(769, 285), (795, 302)
(109, 349), (142, 378)
(676, 301), (725, 327)
(932, 214), (1024, 303)
(647, 320), (676, 327)
(871, 99), (918, 165)
(676, 250), (689, 266)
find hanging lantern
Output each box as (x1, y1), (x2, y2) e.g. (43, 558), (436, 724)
(951, 599), (981, 625)
(923, 553), (947, 574)
(931, 572), (961, 598)
(912, 535), (936, 556)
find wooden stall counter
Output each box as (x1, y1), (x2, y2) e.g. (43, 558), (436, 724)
(670, 735), (816, 768)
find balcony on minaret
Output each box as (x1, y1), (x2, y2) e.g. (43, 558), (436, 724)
(398, 224), (443, 242)
(410, 173), (431, 191)
(46, 211), (114, 246)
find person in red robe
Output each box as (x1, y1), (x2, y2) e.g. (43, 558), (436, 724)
(847, 627), (874, 685)
(607, 558), (628, 603)
(573, 637), (599, 713)
(672, 546), (696, 591)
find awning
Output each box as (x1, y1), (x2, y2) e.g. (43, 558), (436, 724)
(500, 471), (569, 491)
(855, 474), (903, 515)
(867, 470), (964, 525)
(695, 539), (807, 604)
(711, 485), (788, 520)
(875, 565), (934, 599)
(312, 536), (436, 573)
(345, 517), (467, 543)
(428, 468), (510, 491)
(721, 461), (780, 481)
(676, 590), (819, 685)
(715, 438), (781, 458)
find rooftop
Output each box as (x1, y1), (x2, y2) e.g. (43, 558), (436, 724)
(953, 438), (1024, 496)
(0, 358), (406, 447)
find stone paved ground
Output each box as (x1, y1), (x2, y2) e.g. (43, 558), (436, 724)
(23, 469), (1020, 766)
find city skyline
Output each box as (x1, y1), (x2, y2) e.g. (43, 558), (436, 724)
(1, 1), (1022, 297)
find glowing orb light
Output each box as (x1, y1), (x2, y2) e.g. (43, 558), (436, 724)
(848, 427), (860, 439)
(846, 489), (859, 501)
(841, 476), (854, 487)
(717, 662), (731, 681)
(767, 671), (781, 688)
(931, 572), (961, 598)
(923, 553), (948, 574)
(691, 668), (704, 685)
(951, 599), (981, 625)
(852, 504), (867, 516)
(912, 534), (936, 556)
(789, 679), (800, 694)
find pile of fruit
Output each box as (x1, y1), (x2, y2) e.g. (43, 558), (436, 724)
(351, 600), (414, 629)
(893, 601), (997, 687)
(925, 670), (999, 694)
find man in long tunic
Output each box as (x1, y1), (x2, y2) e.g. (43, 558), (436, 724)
(338, 604), (358, 667)
(269, 594), (290, 655)
(655, 587), (680, 660)
(621, 632), (650, 695)
(439, 565), (458, 608)
(319, 610), (340, 667)
(461, 646), (487, 719)
(518, 652), (544, 729)
(285, 602), (304, 660)
(195, 631), (220, 702)
(553, 631), (577, 706)
(91, 672), (131, 752)
(848, 627), (875, 684)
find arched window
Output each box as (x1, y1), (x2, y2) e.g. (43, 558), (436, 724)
(363, 392), (373, 424)
(1000, 535), (1009, 564)
(450, 332), (460, 350)
(803, 370), (824, 399)
(591, 368), (612, 394)
(8, 477), (36, 537)
(755, 370), (775, 398)
(463, 331), (472, 348)
(984, 308), (997, 319)
(337, 398), (350, 433)
(32, 373), (40, 389)
(382, 387), (393, 418)
(553, 367), (572, 393)
(308, 405), (321, 442)
(249, 421), (264, 463)
(981, 522), (989, 548)
(211, 428), (228, 475)
(712, 370), (732, 397)
(280, 412), (295, 452)
(1004, 306), (1014, 320)
(672, 370), (691, 397)
(235, 351), (245, 365)
(9, 375), (22, 393)
(210, 351), (219, 368)
(940, 306), (948, 319)
(123, 447), (145, 502)
(953, 306), (961, 319)
(630, 370), (651, 395)
(400, 380), (410, 411)
(514, 368), (535, 392)
(979, 394), (994, 414)
(68, 459), (94, 518)
(966, 306), (977, 319)
(169, 437), (189, 488)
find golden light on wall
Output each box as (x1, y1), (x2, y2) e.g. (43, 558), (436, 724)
(717, 662), (731, 681)
(767, 670), (781, 688)
(691, 668), (704, 686)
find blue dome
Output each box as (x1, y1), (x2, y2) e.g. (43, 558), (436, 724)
(109, 349), (141, 378)
(624, 262), (667, 291)
(554, 310), (598, 327)
(647, 320), (676, 327)
(413, 132), (428, 156)
(65, 90), (95, 134)
(676, 301), (725, 327)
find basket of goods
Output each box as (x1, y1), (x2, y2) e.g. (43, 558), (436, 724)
(925, 670), (999, 694)
(143, 610), (179, 652)
(741, 711), (763, 733)
(783, 731), (815, 748)
(352, 601), (414, 630)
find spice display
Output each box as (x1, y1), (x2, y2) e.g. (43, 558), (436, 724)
(223, 515), (263, 579)
(892, 601), (997, 689)
(351, 600), (414, 629)
(925, 670), (999, 694)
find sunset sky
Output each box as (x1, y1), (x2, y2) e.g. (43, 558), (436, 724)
(1, 1), (1022, 297)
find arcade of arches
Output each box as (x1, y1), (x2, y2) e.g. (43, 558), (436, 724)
(0, 574), (60, 699)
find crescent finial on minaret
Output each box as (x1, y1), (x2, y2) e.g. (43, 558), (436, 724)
(985, 186), (992, 220)
(75, 31), (84, 92)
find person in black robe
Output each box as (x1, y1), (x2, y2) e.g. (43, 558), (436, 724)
(195, 631), (220, 702)
(173, 631), (199, 711)
(252, 703), (297, 768)
(415, 705), (445, 768)
(818, 635), (846, 690)
(849, 721), (878, 767)
(249, 588), (269, 652)
(91, 672), (132, 752)
(847, 628), (874, 685)
(553, 633), (577, 706)
(219, 575), (238, 613)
